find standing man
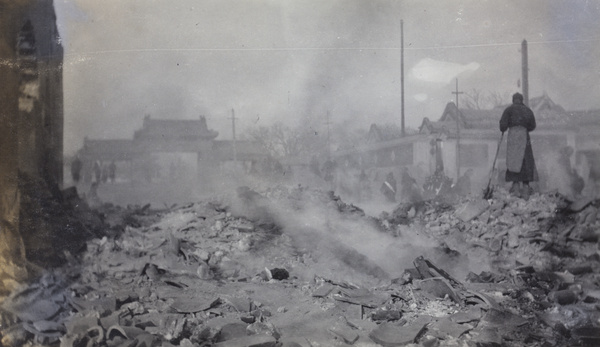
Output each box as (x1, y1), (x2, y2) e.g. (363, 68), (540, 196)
(500, 92), (538, 200)
(400, 167), (422, 202)
(453, 168), (473, 196)
(71, 155), (83, 185)
(380, 171), (397, 203)
(93, 160), (102, 184)
(108, 161), (117, 183)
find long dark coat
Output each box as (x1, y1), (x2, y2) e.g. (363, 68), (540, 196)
(499, 101), (538, 182)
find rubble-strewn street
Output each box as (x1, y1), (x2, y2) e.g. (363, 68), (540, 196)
(3, 1), (600, 347)
(1, 185), (599, 347)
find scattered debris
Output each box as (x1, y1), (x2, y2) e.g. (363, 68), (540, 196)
(1, 185), (599, 346)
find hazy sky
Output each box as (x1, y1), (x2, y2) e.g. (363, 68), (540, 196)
(55, 0), (600, 155)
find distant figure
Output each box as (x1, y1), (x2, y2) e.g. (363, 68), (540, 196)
(359, 169), (368, 183)
(83, 162), (92, 184)
(587, 152), (600, 197)
(93, 160), (102, 184)
(572, 170), (585, 196)
(434, 139), (445, 175)
(500, 92), (538, 200)
(454, 168), (473, 196)
(71, 155), (83, 184)
(88, 181), (100, 206)
(358, 169), (370, 201)
(380, 171), (397, 203)
(558, 146), (574, 171)
(423, 170), (453, 199)
(101, 164), (109, 183)
(108, 161), (116, 183)
(558, 147), (584, 196)
(400, 167), (422, 202)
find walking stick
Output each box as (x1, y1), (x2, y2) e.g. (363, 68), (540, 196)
(483, 132), (504, 199)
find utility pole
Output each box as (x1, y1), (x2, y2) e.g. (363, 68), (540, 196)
(521, 39), (529, 106)
(230, 108), (237, 164)
(451, 78), (464, 180)
(400, 19), (405, 137)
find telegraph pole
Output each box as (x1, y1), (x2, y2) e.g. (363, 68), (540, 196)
(521, 39), (529, 106)
(400, 19), (405, 137)
(451, 78), (464, 180)
(230, 108), (237, 164)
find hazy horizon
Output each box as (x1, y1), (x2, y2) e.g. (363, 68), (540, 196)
(55, 0), (600, 155)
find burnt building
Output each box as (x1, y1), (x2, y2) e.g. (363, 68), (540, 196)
(0, 0), (64, 292)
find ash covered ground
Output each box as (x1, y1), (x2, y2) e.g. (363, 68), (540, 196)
(1, 181), (600, 347)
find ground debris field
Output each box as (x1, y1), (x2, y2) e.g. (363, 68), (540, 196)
(2, 185), (600, 347)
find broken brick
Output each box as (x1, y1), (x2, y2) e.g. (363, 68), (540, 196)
(417, 278), (460, 303)
(312, 283), (335, 297)
(455, 200), (489, 222)
(369, 316), (432, 346)
(481, 308), (528, 328)
(328, 325), (359, 345)
(216, 322), (249, 342)
(371, 308), (403, 322)
(428, 317), (471, 339)
(551, 289), (578, 305)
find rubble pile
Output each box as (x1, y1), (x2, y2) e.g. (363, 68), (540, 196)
(384, 188), (600, 345)
(1, 186), (599, 346)
(0, 178), (130, 298)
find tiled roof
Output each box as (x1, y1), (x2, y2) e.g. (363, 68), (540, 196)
(366, 124), (405, 143)
(423, 94), (582, 135)
(134, 116), (219, 140)
(365, 123), (419, 144)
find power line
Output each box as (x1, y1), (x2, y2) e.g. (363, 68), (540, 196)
(63, 37), (600, 57)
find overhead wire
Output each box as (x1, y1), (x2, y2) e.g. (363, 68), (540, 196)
(64, 36), (600, 57)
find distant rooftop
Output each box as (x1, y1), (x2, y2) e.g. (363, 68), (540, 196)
(421, 93), (583, 136)
(134, 115), (219, 141)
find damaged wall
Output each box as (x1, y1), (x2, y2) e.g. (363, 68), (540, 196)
(0, 0), (64, 294)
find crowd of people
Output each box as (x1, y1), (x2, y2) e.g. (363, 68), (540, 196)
(70, 156), (117, 204)
(71, 157), (117, 186)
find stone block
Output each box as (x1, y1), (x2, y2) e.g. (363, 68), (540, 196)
(481, 308), (528, 327)
(328, 325), (359, 345)
(369, 316), (432, 346)
(215, 322), (248, 342)
(551, 289), (578, 305)
(428, 318), (471, 339)
(455, 200), (489, 222)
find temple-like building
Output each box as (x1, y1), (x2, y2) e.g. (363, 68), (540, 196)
(76, 115), (264, 182)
